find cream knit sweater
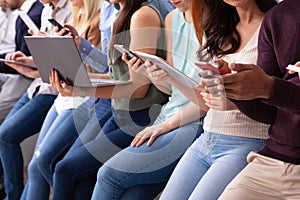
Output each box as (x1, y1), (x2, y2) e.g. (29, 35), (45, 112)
(203, 27), (269, 139)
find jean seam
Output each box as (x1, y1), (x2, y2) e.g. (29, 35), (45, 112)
(116, 146), (187, 188)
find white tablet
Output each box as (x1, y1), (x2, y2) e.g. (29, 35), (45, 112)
(19, 12), (40, 34)
(0, 58), (37, 69)
(134, 51), (202, 90)
(90, 79), (132, 87)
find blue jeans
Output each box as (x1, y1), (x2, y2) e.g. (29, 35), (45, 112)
(53, 107), (161, 200)
(21, 98), (112, 200)
(0, 93), (57, 200)
(160, 131), (265, 200)
(91, 122), (203, 200)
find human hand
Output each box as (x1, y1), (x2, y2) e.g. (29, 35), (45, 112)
(200, 91), (236, 110)
(198, 66), (232, 110)
(5, 52), (39, 78)
(55, 24), (82, 48)
(28, 29), (47, 36)
(122, 53), (146, 75)
(49, 69), (74, 96)
(144, 60), (171, 83)
(222, 63), (274, 100)
(214, 59), (232, 75)
(131, 122), (171, 147)
(288, 61), (300, 78)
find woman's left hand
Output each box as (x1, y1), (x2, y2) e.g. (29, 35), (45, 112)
(49, 69), (74, 96)
(200, 91), (236, 110)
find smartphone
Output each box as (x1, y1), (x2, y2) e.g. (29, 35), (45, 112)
(48, 18), (70, 34)
(114, 44), (144, 63)
(48, 18), (64, 30)
(195, 61), (221, 74)
(286, 64), (300, 73)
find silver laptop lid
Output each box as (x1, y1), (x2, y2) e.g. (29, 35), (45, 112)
(24, 36), (92, 87)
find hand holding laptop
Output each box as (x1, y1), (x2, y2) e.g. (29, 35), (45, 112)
(55, 23), (82, 48)
(49, 69), (75, 97)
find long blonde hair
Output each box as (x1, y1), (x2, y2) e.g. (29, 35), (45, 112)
(71, 0), (102, 35)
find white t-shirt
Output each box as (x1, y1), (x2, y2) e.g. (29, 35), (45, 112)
(0, 8), (17, 54)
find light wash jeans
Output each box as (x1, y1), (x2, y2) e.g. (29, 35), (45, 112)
(91, 122), (203, 200)
(160, 131), (265, 200)
(0, 93), (57, 200)
(21, 98), (112, 200)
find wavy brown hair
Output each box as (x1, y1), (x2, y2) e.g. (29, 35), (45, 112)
(192, 0), (277, 59)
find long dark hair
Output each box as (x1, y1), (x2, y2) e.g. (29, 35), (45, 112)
(192, 0), (277, 59)
(109, 0), (148, 60)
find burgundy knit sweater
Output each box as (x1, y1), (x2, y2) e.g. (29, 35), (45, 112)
(233, 0), (300, 164)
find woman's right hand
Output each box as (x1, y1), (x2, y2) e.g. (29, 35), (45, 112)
(122, 53), (146, 75)
(55, 24), (82, 48)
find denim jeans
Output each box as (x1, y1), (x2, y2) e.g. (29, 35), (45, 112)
(53, 106), (161, 200)
(160, 131), (265, 200)
(0, 93), (56, 200)
(21, 98), (112, 200)
(91, 122), (203, 200)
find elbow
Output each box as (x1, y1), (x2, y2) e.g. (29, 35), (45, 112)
(130, 84), (149, 99)
(131, 90), (147, 99)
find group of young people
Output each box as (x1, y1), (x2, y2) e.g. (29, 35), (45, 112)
(0, 0), (299, 200)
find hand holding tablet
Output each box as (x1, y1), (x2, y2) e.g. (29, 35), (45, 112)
(19, 12), (40, 34)
(0, 58), (36, 69)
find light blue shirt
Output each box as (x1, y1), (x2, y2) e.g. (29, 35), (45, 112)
(79, 1), (174, 73)
(155, 9), (200, 123)
(79, 2), (117, 73)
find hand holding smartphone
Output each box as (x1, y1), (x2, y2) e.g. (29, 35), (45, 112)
(114, 44), (144, 63)
(195, 61), (221, 74)
(286, 64), (300, 73)
(19, 12), (40, 34)
(48, 18), (70, 34)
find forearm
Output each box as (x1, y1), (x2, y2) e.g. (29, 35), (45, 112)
(164, 102), (206, 131)
(169, 78), (208, 112)
(264, 77), (300, 114)
(88, 73), (110, 79)
(76, 78), (150, 99)
(152, 81), (172, 95)
(79, 39), (108, 73)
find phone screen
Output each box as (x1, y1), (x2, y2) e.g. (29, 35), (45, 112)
(48, 19), (64, 30)
(48, 18), (70, 35)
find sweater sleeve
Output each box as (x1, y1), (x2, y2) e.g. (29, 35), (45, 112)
(258, 6), (300, 114)
(232, 4), (300, 122)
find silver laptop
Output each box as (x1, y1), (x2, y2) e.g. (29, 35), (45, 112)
(24, 36), (130, 87)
